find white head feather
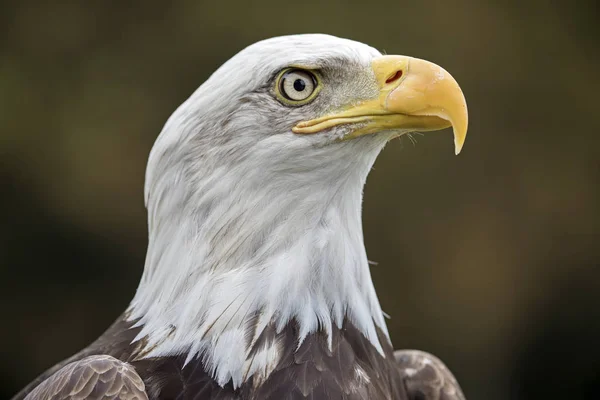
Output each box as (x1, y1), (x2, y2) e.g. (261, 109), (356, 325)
(127, 34), (393, 388)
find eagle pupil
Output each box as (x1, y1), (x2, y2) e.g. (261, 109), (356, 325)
(293, 79), (306, 92)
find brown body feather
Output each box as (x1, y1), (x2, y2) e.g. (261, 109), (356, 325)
(14, 316), (464, 400)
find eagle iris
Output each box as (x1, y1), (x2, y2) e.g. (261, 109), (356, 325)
(277, 69), (319, 104)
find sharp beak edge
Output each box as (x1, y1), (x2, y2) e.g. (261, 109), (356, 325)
(293, 55), (469, 155)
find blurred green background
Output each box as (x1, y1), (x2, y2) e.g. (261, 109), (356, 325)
(1, 0), (599, 399)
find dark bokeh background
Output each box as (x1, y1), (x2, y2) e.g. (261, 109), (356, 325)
(1, 1), (599, 399)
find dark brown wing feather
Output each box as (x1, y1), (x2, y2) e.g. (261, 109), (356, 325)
(394, 350), (466, 400)
(13, 316), (145, 400)
(23, 355), (148, 400)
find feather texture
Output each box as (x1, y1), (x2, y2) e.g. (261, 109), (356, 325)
(17, 316), (404, 399)
(23, 355), (147, 400)
(18, 318), (465, 399)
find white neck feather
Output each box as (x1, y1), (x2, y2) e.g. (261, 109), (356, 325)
(127, 129), (390, 387)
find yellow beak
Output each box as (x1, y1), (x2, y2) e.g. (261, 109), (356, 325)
(292, 55), (469, 154)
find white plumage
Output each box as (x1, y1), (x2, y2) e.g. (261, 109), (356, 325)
(130, 35), (391, 386)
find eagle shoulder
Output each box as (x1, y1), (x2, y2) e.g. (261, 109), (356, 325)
(23, 355), (148, 400)
(394, 350), (466, 400)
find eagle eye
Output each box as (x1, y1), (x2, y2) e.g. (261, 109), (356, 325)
(275, 68), (321, 105)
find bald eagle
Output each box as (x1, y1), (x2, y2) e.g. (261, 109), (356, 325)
(14, 34), (468, 400)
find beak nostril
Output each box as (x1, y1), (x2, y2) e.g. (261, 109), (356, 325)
(385, 70), (403, 84)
